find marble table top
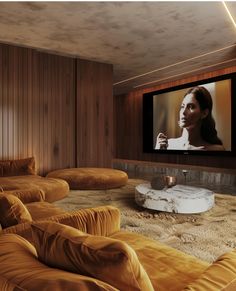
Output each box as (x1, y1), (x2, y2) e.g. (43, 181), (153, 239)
(135, 183), (215, 214)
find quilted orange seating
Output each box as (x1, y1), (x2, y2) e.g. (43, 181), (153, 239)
(0, 157), (69, 202)
(46, 168), (128, 190)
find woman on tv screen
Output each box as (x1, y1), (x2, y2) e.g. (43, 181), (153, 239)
(155, 86), (225, 151)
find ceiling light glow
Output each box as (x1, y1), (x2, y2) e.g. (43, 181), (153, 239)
(222, 1), (236, 29)
(133, 58), (236, 89)
(114, 44), (236, 86)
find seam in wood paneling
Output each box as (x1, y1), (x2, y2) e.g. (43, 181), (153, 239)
(76, 59), (113, 167)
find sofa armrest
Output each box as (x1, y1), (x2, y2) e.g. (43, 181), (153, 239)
(183, 249), (236, 291)
(1, 206), (121, 242)
(3, 189), (45, 204)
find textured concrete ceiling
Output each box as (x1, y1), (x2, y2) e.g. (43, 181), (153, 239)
(0, 1), (235, 95)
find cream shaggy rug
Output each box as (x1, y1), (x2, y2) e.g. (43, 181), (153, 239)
(54, 179), (236, 263)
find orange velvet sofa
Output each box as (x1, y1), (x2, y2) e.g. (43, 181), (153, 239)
(0, 195), (236, 291)
(0, 157), (69, 202)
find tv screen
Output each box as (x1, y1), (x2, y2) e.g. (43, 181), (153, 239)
(143, 74), (236, 155)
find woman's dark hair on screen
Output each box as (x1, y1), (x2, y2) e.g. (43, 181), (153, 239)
(184, 86), (223, 145)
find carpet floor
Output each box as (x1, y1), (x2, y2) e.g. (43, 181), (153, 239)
(53, 178), (236, 263)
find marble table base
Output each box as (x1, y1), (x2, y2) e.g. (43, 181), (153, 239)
(135, 183), (215, 214)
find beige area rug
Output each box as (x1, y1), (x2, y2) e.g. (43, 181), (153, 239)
(53, 179), (236, 263)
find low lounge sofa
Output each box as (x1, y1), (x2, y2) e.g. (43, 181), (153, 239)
(0, 157), (69, 202)
(0, 195), (236, 291)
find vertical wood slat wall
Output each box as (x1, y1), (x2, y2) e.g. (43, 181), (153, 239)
(114, 66), (236, 169)
(0, 43), (113, 175)
(0, 45), (74, 174)
(76, 59), (113, 167)
(0, 44), (76, 175)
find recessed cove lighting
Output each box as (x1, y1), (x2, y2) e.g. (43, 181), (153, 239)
(222, 1), (236, 29)
(114, 44), (236, 86)
(133, 58), (236, 89)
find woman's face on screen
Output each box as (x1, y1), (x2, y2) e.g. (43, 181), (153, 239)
(179, 93), (204, 128)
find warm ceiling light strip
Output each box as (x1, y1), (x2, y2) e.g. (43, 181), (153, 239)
(133, 58), (236, 89)
(222, 1), (236, 29)
(114, 44), (236, 86)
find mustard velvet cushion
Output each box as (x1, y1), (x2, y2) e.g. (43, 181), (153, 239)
(0, 274), (26, 291)
(183, 249), (236, 291)
(0, 234), (117, 291)
(111, 230), (209, 291)
(31, 221), (154, 291)
(0, 175), (69, 203)
(0, 194), (32, 229)
(46, 167), (128, 190)
(0, 157), (36, 177)
(3, 189), (45, 204)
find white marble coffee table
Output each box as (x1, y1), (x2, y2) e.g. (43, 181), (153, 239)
(135, 183), (214, 214)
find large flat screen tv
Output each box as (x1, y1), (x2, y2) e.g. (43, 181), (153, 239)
(143, 73), (236, 155)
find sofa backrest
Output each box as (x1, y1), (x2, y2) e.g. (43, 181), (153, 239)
(1, 206), (121, 243)
(0, 157), (36, 177)
(0, 234), (117, 291)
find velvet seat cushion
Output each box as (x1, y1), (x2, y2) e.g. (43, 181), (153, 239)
(183, 249), (236, 290)
(0, 175), (69, 202)
(26, 202), (67, 221)
(31, 221), (154, 291)
(0, 157), (69, 202)
(0, 194), (32, 229)
(0, 234), (117, 291)
(46, 167), (128, 190)
(3, 189), (45, 204)
(110, 230), (210, 291)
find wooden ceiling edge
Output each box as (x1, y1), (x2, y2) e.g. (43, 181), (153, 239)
(131, 64), (236, 95)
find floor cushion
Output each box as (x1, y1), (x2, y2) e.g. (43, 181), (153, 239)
(46, 168), (128, 190)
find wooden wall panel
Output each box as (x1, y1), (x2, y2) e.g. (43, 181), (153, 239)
(114, 66), (236, 169)
(0, 43), (76, 175)
(76, 59), (113, 167)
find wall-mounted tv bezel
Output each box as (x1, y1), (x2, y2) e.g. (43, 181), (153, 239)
(143, 73), (236, 156)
